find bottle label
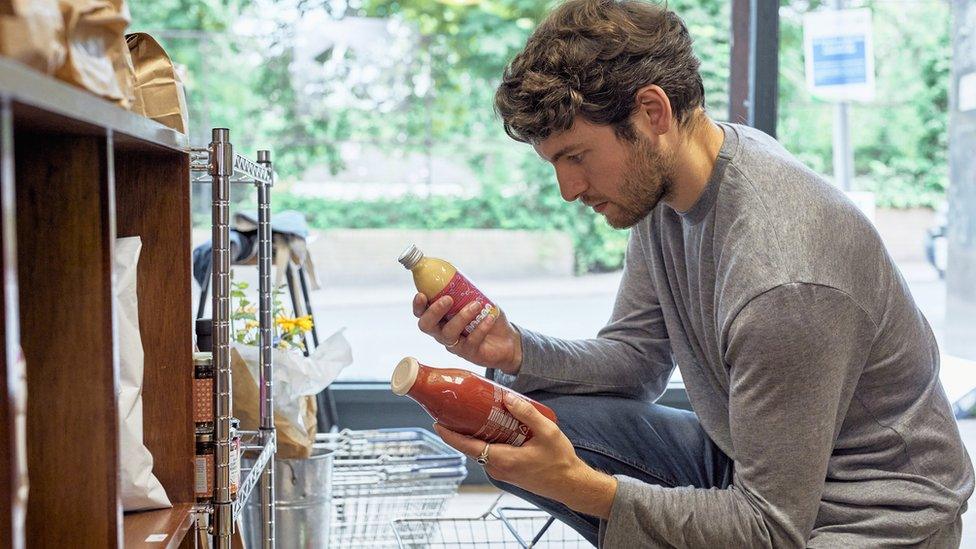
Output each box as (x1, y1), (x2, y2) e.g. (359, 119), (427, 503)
(432, 272), (497, 334)
(193, 378), (213, 423)
(193, 455), (213, 497)
(229, 439), (240, 495)
(473, 386), (530, 446)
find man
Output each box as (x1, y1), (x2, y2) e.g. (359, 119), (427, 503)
(411, 0), (974, 546)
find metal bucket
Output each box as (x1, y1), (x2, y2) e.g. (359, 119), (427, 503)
(241, 444), (334, 548)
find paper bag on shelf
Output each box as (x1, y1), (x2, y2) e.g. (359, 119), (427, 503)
(116, 236), (171, 511)
(55, 0), (134, 108)
(231, 330), (352, 460)
(0, 0), (65, 73)
(126, 32), (188, 133)
(232, 347), (319, 460)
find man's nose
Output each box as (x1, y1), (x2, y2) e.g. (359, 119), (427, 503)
(556, 169), (586, 203)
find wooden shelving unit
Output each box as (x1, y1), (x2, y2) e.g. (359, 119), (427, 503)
(123, 504), (195, 548)
(0, 57), (194, 548)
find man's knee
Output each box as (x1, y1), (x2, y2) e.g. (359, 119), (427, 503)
(520, 392), (719, 489)
(524, 392), (698, 447)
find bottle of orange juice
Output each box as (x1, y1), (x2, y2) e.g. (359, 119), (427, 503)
(398, 244), (499, 335)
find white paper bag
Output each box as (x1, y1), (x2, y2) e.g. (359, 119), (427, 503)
(232, 330), (352, 456)
(116, 236), (170, 511)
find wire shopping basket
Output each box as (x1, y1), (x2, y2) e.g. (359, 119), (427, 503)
(317, 428), (468, 547)
(392, 495), (591, 548)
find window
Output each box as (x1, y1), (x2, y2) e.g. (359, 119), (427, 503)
(132, 0), (969, 423)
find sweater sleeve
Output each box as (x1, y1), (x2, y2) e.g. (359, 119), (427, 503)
(493, 229), (675, 401)
(599, 283), (874, 548)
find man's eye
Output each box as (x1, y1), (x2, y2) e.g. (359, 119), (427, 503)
(567, 154), (583, 164)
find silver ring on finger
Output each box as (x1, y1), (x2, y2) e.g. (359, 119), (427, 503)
(477, 442), (490, 466)
(445, 338), (460, 349)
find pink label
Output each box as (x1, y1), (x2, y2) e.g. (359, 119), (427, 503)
(433, 272), (497, 334)
(472, 386), (529, 446)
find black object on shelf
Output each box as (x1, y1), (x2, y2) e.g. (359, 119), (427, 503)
(196, 318), (213, 352)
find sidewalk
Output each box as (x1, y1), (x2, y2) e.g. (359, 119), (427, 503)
(209, 258), (968, 387)
(216, 260), (962, 383)
(313, 271), (623, 309)
(307, 272), (624, 382)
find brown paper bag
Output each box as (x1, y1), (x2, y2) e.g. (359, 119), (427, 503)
(55, 0), (134, 108)
(231, 347), (318, 460)
(0, 0), (65, 73)
(125, 32), (188, 133)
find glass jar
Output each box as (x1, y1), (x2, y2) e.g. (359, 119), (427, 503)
(192, 352), (214, 434)
(194, 432), (214, 502)
(229, 418), (241, 499)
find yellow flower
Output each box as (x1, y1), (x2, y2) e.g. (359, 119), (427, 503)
(296, 315), (313, 332)
(276, 317), (296, 332)
(244, 320), (259, 331)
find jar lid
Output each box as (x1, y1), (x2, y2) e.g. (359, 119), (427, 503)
(391, 356), (420, 396)
(193, 352), (213, 366)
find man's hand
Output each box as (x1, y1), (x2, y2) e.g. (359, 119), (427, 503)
(433, 392), (618, 519)
(413, 293), (523, 375)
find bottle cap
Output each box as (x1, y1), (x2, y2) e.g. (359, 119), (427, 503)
(397, 244), (424, 270)
(391, 357), (420, 396)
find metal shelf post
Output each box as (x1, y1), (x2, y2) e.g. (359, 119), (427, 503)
(193, 129), (276, 548)
(256, 149), (275, 549)
(210, 128), (234, 549)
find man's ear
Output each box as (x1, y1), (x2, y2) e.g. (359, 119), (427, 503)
(631, 85), (673, 137)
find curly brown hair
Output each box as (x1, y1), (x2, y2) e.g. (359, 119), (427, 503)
(494, 0), (705, 144)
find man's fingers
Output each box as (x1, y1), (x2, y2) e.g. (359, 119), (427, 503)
(441, 301), (483, 342)
(417, 296), (453, 335)
(433, 423), (485, 458)
(503, 393), (554, 436)
(412, 293), (428, 318)
(463, 310), (496, 349)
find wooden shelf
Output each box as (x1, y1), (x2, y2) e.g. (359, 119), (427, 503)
(0, 57), (187, 152)
(123, 504), (195, 549)
(0, 59), (195, 546)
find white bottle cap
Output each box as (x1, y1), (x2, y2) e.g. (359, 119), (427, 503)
(398, 244), (424, 270)
(391, 356), (420, 396)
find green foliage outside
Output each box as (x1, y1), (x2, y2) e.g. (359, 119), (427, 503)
(274, 180), (630, 273)
(132, 0), (951, 273)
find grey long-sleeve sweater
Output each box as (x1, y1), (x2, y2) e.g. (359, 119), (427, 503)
(498, 123), (974, 547)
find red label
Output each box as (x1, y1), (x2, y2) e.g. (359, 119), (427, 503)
(432, 272), (497, 334)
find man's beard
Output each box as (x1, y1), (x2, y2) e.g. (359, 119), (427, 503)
(604, 135), (674, 229)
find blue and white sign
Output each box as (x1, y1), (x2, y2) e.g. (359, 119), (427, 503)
(804, 8), (875, 102)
